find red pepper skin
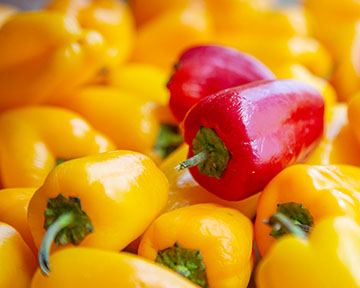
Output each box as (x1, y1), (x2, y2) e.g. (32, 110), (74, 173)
(168, 45), (275, 122)
(183, 80), (324, 201)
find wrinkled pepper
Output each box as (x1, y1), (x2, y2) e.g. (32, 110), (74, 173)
(27, 150), (169, 274)
(179, 80), (324, 201)
(160, 144), (259, 219)
(0, 11), (107, 111)
(255, 164), (360, 256)
(47, 0), (135, 68)
(0, 188), (37, 254)
(0, 222), (36, 288)
(0, 106), (114, 188)
(139, 203), (254, 288)
(256, 216), (360, 288)
(31, 248), (198, 288)
(168, 45), (275, 122)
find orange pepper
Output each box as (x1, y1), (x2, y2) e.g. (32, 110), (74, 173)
(0, 188), (37, 254)
(139, 203), (254, 288)
(0, 106), (114, 188)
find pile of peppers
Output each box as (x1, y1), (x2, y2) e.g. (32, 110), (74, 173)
(1, 0), (360, 287)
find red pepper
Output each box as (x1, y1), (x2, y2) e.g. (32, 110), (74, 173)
(178, 80), (324, 201)
(168, 45), (275, 122)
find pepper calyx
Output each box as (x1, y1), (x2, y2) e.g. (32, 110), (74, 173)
(154, 123), (183, 159)
(156, 242), (209, 288)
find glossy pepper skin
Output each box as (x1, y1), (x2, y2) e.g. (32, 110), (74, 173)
(28, 151), (168, 273)
(139, 203), (254, 288)
(256, 216), (360, 288)
(168, 45), (275, 122)
(0, 106), (114, 188)
(182, 80), (324, 201)
(0, 188), (37, 254)
(0, 222), (37, 288)
(255, 164), (360, 256)
(160, 144), (259, 219)
(31, 248), (198, 288)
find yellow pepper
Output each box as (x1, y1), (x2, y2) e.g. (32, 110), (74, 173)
(132, 2), (213, 71)
(255, 164), (360, 256)
(0, 188), (37, 254)
(54, 86), (159, 155)
(31, 248), (198, 288)
(47, 0), (135, 68)
(348, 92), (360, 144)
(0, 11), (107, 111)
(256, 216), (360, 288)
(139, 203), (254, 288)
(28, 150), (169, 275)
(160, 144), (259, 219)
(0, 106), (114, 188)
(0, 3), (17, 27)
(0, 222), (36, 288)
(306, 104), (360, 166)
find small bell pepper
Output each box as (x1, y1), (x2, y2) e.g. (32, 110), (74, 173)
(54, 86), (160, 155)
(138, 203), (254, 288)
(0, 222), (37, 288)
(255, 164), (360, 256)
(179, 80), (324, 201)
(0, 3), (17, 27)
(132, 2), (213, 71)
(256, 215), (360, 288)
(168, 45), (275, 122)
(160, 144), (259, 219)
(0, 11), (107, 111)
(27, 150), (169, 275)
(0, 106), (114, 188)
(0, 188), (37, 254)
(47, 0), (135, 68)
(31, 248), (198, 288)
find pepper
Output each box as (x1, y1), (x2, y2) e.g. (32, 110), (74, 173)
(0, 106), (114, 188)
(179, 79), (324, 201)
(0, 11), (107, 111)
(0, 222), (37, 288)
(27, 150), (169, 275)
(0, 3), (17, 27)
(160, 144), (259, 219)
(255, 164), (360, 256)
(47, 0), (135, 68)
(31, 248), (198, 288)
(167, 45), (275, 122)
(53, 86), (160, 155)
(138, 203), (254, 288)
(0, 188), (37, 254)
(256, 216), (360, 288)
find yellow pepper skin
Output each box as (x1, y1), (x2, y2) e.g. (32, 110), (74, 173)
(255, 164), (360, 256)
(306, 104), (360, 166)
(0, 188), (37, 254)
(54, 86), (159, 155)
(0, 11), (107, 111)
(31, 248), (198, 288)
(0, 3), (17, 27)
(256, 216), (360, 288)
(0, 106), (115, 188)
(160, 144), (259, 219)
(0, 222), (37, 288)
(47, 0), (135, 67)
(349, 92), (360, 144)
(139, 203), (254, 288)
(28, 151), (168, 263)
(132, 2), (213, 71)
(108, 63), (170, 105)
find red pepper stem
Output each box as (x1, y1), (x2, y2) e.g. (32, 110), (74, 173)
(175, 150), (209, 170)
(39, 212), (74, 276)
(265, 212), (308, 239)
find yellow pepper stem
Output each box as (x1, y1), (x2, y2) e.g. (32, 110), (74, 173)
(264, 213), (309, 239)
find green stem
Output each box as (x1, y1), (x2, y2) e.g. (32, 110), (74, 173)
(175, 150), (209, 170)
(39, 212), (74, 276)
(265, 213), (308, 239)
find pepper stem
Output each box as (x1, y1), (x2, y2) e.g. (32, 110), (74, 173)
(264, 213), (308, 239)
(175, 150), (209, 170)
(39, 212), (74, 275)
